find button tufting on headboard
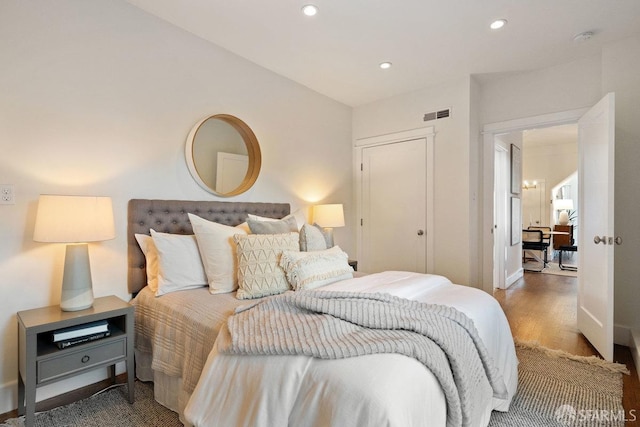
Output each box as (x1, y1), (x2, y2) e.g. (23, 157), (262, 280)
(127, 199), (290, 295)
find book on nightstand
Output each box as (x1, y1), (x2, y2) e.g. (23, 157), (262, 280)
(56, 331), (111, 349)
(52, 320), (110, 343)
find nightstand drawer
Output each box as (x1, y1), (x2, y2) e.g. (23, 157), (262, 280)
(37, 338), (126, 384)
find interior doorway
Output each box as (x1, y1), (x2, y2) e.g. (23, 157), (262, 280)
(481, 108), (587, 294)
(493, 123), (578, 283)
(484, 94), (617, 362)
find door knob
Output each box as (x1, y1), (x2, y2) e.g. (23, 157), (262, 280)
(417, 229), (424, 236)
(593, 235), (607, 245)
(615, 236), (623, 245)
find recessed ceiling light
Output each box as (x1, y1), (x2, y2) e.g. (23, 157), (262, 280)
(302, 4), (318, 16)
(379, 62), (392, 70)
(490, 19), (507, 30)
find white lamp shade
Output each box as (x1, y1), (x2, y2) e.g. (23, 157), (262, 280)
(554, 199), (574, 211)
(33, 195), (114, 312)
(313, 204), (345, 228)
(34, 195), (115, 243)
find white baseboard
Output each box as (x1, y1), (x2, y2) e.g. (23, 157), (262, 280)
(0, 379), (17, 415)
(505, 268), (523, 289)
(631, 329), (640, 382)
(0, 361), (126, 415)
(614, 324), (631, 347)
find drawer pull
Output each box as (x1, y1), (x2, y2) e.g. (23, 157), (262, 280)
(81, 355), (90, 363)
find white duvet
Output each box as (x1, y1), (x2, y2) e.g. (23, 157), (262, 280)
(184, 271), (518, 427)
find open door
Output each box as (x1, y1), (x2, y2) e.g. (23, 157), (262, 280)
(577, 93), (615, 361)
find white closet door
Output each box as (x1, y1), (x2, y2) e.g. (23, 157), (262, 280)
(361, 138), (427, 273)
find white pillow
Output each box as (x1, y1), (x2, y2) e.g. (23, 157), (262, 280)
(234, 232), (300, 299)
(150, 229), (208, 296)
(134, 234), (158, 293)
(247, 208), (307, 231)
(280, 245), (354, 291)
(188, 213), (247, 294)
(299, 223), (328, 251)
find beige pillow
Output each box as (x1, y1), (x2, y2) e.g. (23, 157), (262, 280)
(134, 234), (158, 292)
(234, 232), (300, 299)
(188, 213), (247, 294)
(150, 229), (208, 296)
(280, 245), (353, 291)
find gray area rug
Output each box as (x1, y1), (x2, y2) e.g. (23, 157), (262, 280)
(1, 380), (180, 427)
(2, 342), (627, 427)
(489, 341), (628, 427)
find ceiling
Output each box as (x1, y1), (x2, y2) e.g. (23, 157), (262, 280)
(524, 124), (577, 147)
(125, 0), (640, 107)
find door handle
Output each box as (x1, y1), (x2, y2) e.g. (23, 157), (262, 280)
(417, 229), (424, 236)
(615, 236), (623, 245)
(593, 235), (608, 245)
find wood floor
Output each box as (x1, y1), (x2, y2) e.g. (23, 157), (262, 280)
(495, 271), (640, 426)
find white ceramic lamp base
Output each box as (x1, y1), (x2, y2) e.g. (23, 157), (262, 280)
(60, 243), (94, 312)
(558, 210), (570, 226)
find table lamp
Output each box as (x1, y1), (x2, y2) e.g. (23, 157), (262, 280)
(313, 203), (345, 247)
(33, 195), (115, 311)
(555, 199), (574, 225)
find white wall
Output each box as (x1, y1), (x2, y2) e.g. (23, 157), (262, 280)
(602, 35), (640, 340)
(0, 0), (352, 412)
(353, 77), (475, 287)
(480, 54), (603, 125)
(522, 140), (578, 226)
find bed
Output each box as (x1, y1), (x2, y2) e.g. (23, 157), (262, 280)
(128, 199), (518, 427)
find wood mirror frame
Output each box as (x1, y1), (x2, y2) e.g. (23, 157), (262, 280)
(185, 114), (262, 197)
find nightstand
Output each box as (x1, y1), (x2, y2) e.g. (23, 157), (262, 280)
(17, 296), (134, 427)
(348, 260), (358, 271)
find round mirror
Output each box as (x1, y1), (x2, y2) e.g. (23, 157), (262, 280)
(185, 114), (261, 197)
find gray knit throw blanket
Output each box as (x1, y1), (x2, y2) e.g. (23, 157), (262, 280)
(223, 291), (508, 427)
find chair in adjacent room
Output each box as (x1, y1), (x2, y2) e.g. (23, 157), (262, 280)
(558, 245), (578, 271)
(528, 225), (551, 247)
(522, 229), (550, 272)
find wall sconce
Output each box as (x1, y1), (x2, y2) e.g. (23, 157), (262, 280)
(33, 195), (115, 311)
(313, 204), (345, 247)
(522, 180), (537, 190)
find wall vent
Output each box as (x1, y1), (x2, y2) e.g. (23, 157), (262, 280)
(423, 107), (452, 122)
(423, 112), (437, 121)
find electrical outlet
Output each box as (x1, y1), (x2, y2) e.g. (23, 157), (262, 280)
(0, 185), (15, 205)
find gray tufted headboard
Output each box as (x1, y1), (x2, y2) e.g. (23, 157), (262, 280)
(128, 199), (290, 295)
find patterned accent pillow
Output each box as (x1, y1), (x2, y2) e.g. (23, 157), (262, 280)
(280, 245), (353, 290)
(234, 232), (300, 299)
(299, 223), (328, 251)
